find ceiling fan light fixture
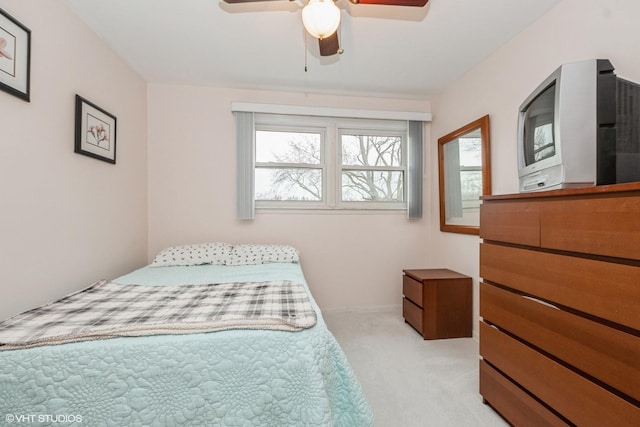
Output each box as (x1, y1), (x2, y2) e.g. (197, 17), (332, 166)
(302, 0), (341, 39)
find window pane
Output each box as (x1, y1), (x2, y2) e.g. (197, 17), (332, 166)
(255, 167), (322, 201)
(341, 171), (404, 202)
(341, 134), (403, 167)
(458, 137), (482, 167)
(256, 131), (321, 164)
(460, 170), (482, 202)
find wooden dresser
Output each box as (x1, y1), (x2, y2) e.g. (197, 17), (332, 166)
(479, 183), (640, 426)
(402, 269), (472, 340)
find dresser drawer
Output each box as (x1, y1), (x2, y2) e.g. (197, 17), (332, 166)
(540, 195), (640, 260)
(480, 243), (640, 330)
(481, 282), (640, 402)
(480, 360), (569, 427)
(402, 274), (423, 308)
(480, 200), (541, 246)
(402, 298), (423, 334)
(480, 322), (640, 427)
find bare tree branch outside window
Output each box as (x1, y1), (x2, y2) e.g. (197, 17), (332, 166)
(255, 131), (322, 201)
(341, 134), (404, 202)
(255, 127), (406, 204)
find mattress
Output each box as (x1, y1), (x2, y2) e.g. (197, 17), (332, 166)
(0, 263), (373, 426)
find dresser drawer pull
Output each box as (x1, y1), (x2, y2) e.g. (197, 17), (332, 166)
(522, 295), (559, 310)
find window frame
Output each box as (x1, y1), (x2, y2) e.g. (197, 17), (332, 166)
(254, 123), (327, 208)
(337, 125), (407, 210)
(254, 113), (408, 211)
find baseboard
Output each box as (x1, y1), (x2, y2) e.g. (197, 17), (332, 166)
(323, 306), (481, 343)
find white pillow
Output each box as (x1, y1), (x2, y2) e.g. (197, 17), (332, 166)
(150, 242), (232, 267)
(227, 244), (299, 266)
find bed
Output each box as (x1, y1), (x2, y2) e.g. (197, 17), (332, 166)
(0, 243), (373, 426)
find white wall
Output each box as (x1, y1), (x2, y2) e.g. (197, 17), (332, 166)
(429, 0), (640, 336)
(0, 0), (148, 318)
(147, 85), (432, 310)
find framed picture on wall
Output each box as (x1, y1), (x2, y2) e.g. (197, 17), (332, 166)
(74, 95), (117, 164)
(0, 8), (31, 102)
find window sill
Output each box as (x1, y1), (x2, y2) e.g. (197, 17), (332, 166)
(255, 206), (409, 216)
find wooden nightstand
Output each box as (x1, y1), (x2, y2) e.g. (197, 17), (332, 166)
(402, 269), (472, 339)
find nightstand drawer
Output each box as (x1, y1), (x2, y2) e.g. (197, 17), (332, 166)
(403, 275), (423, 308)
(402, 298), (423, 334)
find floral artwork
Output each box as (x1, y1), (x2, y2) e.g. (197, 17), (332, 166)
(87, 117), (111, 150)
(0, 8), (30, 101)
(74, 95), (117, 164)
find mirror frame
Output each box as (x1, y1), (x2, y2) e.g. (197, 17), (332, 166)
(437, 115), (491, 235)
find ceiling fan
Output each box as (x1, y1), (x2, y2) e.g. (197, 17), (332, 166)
(222, 0), (429, 56)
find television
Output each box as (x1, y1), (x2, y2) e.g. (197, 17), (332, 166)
(517, 59), (640, 192)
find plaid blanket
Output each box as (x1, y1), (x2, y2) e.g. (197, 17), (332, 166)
(0, 280), (317, 350)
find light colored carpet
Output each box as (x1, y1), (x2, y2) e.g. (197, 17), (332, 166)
(323, 308), (508, 427)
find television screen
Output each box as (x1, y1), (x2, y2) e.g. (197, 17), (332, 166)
(523, 83), (556, 166)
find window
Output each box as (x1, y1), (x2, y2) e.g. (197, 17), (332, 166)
(235, 108), (424, 219)
(340, 131), (405, 203)
(255, 128), (324, 202)
(253, 114), (408, 210)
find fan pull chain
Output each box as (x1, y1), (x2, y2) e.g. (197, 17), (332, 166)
(338, 19), (344, 55)
(304, 30), (308, 72)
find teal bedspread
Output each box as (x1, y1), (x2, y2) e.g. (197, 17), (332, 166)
(0, 263), (373, 426)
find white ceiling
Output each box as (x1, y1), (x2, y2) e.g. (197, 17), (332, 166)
(63, 0), (561, 99)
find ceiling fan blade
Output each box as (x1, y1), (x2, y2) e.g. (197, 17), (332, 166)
(351, 0), (429, 6)
(319, 32), (340, 57)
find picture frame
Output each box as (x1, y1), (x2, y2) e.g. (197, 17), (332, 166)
(74, 95), (117, 164)
(0, 8), (31, 101)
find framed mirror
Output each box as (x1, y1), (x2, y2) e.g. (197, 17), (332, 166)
(438, 115), (491, 235)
